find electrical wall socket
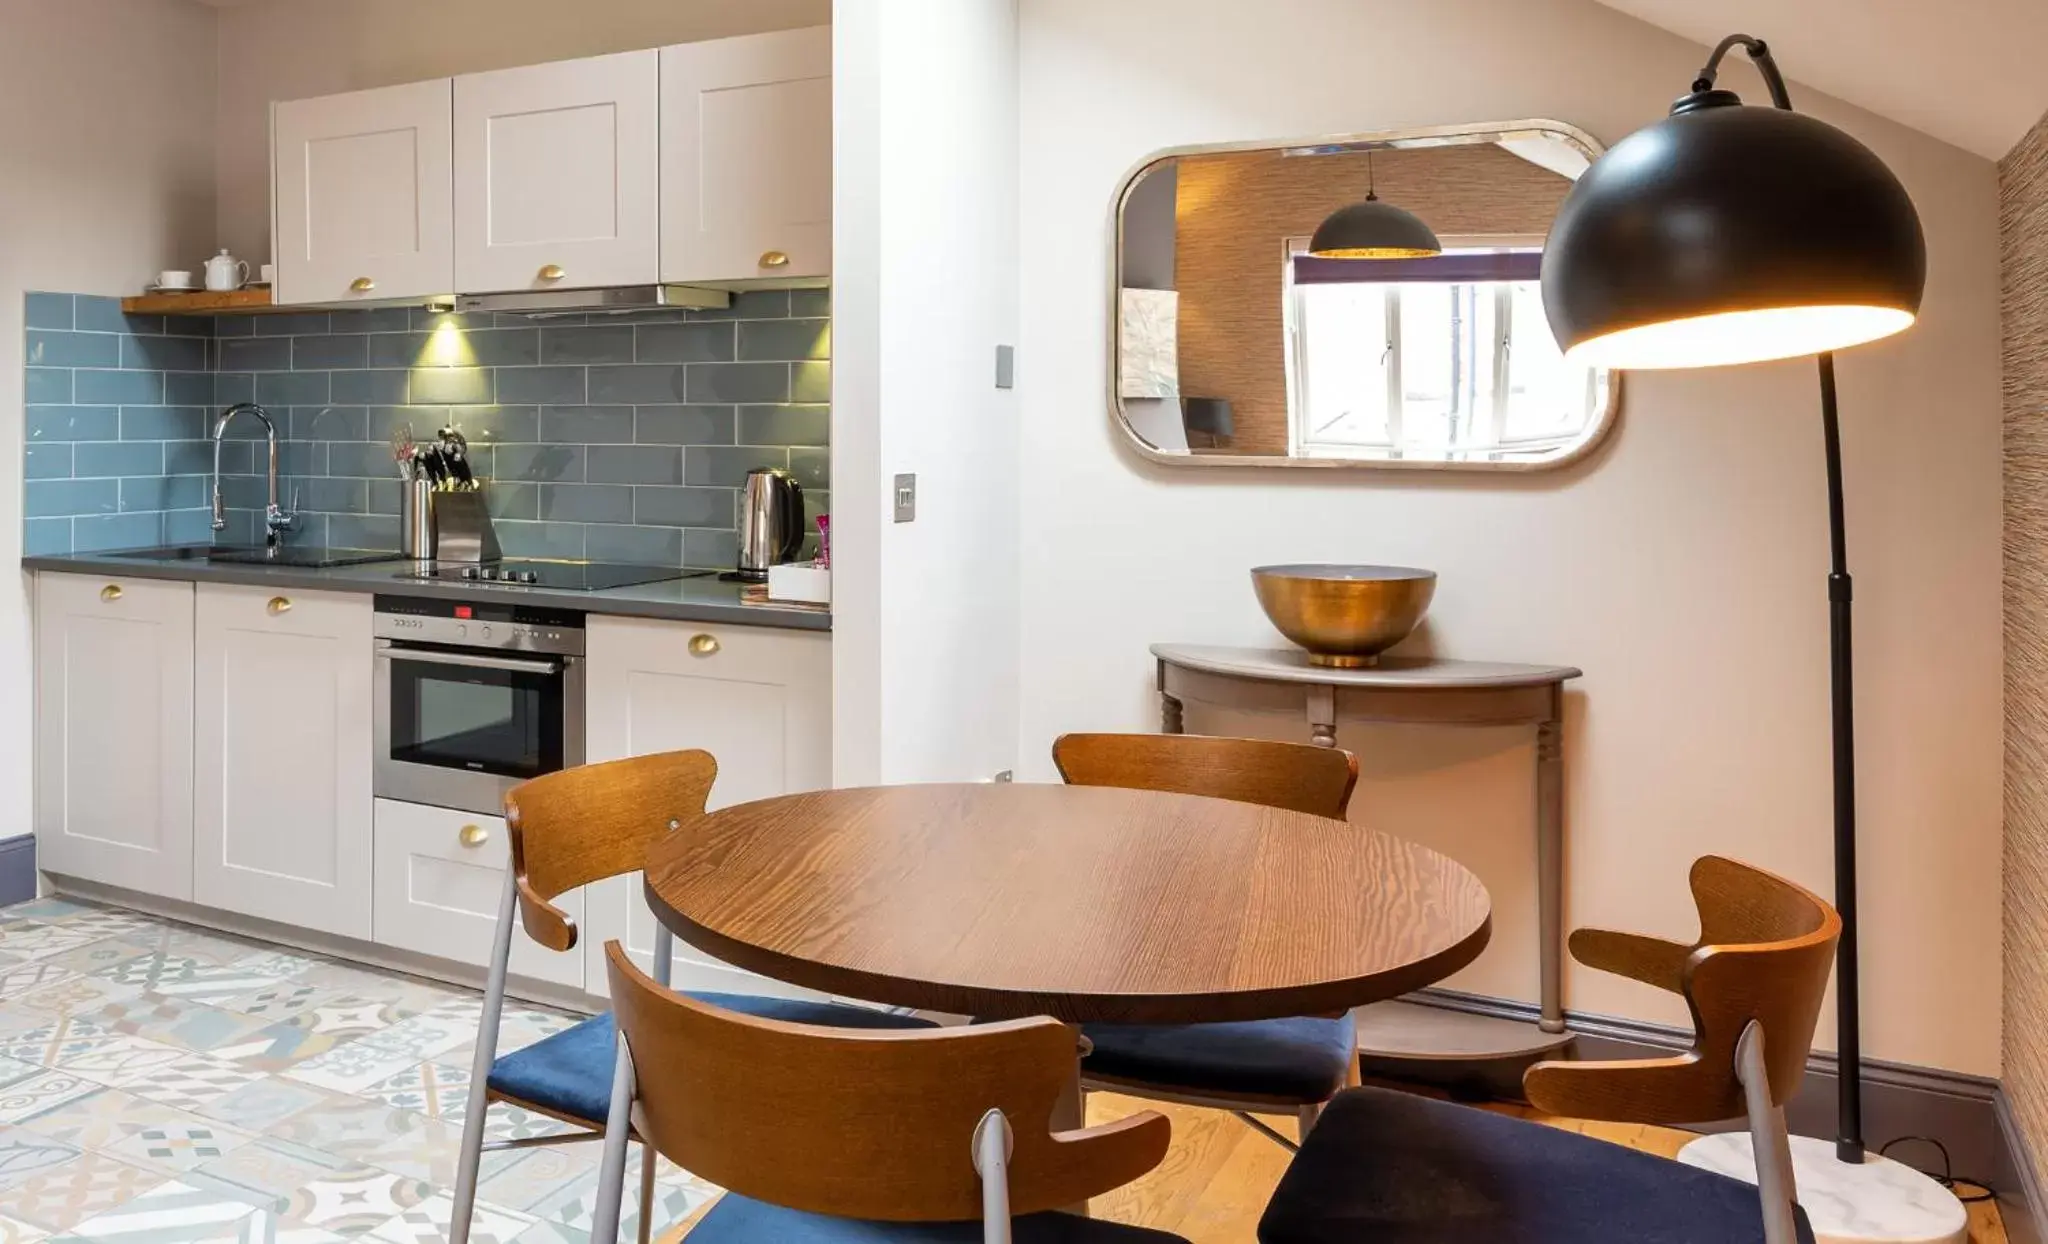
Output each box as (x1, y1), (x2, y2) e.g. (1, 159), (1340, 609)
(893, 473), (917, 523)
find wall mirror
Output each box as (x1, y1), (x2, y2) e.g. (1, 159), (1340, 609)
(1112, 120), (1620, 471)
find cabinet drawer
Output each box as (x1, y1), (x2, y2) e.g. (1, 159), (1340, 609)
(372, 799), (584, 990)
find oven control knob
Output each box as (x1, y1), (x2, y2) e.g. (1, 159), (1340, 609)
(481, 625), (492, 640)
(461, 566), (479, 579)
(455, 624), (468, 638)
(518, 571), (538, 584)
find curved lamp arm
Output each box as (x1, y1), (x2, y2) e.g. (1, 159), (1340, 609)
(1693, 33), (1794, 111)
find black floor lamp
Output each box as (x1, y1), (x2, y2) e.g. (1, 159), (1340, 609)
(1540, 34), (1966, 1244)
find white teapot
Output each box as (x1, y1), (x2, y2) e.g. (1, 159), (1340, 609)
(204, 249), (249, 293)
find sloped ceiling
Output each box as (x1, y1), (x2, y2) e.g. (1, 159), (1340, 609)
(1591, 0), (2048, 159)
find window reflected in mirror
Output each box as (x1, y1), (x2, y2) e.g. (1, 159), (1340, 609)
(1114, 122), (1620, 471)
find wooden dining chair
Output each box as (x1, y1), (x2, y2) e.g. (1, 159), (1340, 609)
(449, 750), (937, 1244)
(1051, 732), (1362, 1150)
(590, 940), (1192, 1244)
(1258, 856), (1839, 1244)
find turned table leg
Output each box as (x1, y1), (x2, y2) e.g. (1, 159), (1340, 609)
(1307, 684), (1337, 748)
(1536, 716), (1566, 1035)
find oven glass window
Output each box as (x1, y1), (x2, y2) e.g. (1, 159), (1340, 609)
(388, 656), (563, 779)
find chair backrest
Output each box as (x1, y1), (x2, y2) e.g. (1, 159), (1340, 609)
(1052, 732), (1360, 818)
(604, 941), (1172, 1222)
(1523, 856), (1840, 1125)
(501, 749), (718, 952)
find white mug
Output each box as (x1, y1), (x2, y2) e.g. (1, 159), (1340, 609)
(157, 270), (194, 291)
(204, 249), (249, 292)
(258, 262), (276, 287)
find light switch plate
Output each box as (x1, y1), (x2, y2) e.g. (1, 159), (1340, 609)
(995, 344), (1016, 389)
(893, 473), (917, 523)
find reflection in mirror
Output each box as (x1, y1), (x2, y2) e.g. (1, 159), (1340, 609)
(1114, 122), (1620, 471)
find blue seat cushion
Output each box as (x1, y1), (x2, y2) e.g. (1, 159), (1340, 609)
(687, 1194), (1189, 1242)
(484, 994), (935, 1124)
(1078, 1016), (1354, 1102)
(1258, 1087), (1817, 1244)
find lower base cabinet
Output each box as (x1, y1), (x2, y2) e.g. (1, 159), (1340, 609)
(371, 799), (585, 990)
(193, 584), (373, 940)
(581, 615), (832, 998)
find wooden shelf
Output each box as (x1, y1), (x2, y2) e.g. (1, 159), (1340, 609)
(120, 288), (281, 316)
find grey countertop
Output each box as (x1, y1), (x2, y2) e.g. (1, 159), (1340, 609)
(22, 551), (832, 632)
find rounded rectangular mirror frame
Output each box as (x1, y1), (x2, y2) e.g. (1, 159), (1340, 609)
(1108, 117), (1623, 473)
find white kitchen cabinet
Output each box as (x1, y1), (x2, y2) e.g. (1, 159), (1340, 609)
(194, 585), (373, 939)
(371, 799), (583, 990)
(661, 27), (832, 283)
(581, 616), (831, 996)
(454, 49), (660, 293)
(33, 574), (195, 900)
(273, 79), (455, 306)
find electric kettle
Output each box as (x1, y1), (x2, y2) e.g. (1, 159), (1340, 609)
(737, 468), (805, 581)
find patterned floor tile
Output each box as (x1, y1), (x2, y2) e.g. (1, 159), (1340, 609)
(15, 1091), (194, 1152)
(274, 1167), (432, 1238)
(215, 986), (343, 1024)
(189, 1079), (331, 1135)
(0, 1132), (80, 1193)
(49, 1036), (185, 1089)
(280, 1044), (420, 1097)
(84, 998), (272, 1056)
(11, 978), (144, 1023)
(348, 1016), (474, 1066)
(0, 1152), (159, 1232)
(228, 954), (322, 982)
(209, 1022), (352, 1074)
(0, 1075), (99, 1126)
(104, 1119), (254, 1175)
(0, 903), (94, 926)
(470, 1145), (599, 1215)
(522, 1174), (711, 1244)
(0, 930), (107, 966)
(265, 1101), (429, 1168)
(124, 1054), (271, 1115)
(356, 1066), (468, 1122)
(36, 941), (150, 981)
(363, 1193), (531, 1244)
(0, 1213), (46, 1244)
(277, 1000), (409, 1041)
(191, 1138), (351, 1205)
(96, 960), (295, 1007)
(0, 1021), (117, 1070)
(0, 969), (77, 1008)
(0, 1064), (39, 1096)
(50, 1177), (260, 1241)
(201, 1205), (348, 1244)
(111, 928), (265, 970)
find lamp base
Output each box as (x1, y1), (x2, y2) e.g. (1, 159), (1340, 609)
(1676, 1133), (1968, 1244)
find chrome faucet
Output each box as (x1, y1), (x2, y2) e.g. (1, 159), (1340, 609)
(212, 402), (297, 546)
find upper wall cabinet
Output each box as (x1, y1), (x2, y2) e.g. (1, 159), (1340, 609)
(274, 80), (455, 305)
(454, 49), (661, 293)
(661, 28), (833, 283)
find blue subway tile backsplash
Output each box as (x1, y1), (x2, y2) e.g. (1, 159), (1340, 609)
(21, 291), (831, 561)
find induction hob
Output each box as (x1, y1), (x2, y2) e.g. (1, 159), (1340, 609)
(392, 560), (716, 592)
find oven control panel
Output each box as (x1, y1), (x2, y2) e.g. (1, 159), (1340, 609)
(373, 595), (585, 656)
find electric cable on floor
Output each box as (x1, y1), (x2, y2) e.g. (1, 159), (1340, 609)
(1875, 1135), (1996, 1204)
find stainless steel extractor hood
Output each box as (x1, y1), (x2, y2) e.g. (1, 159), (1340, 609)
(456, 284), (732, 318)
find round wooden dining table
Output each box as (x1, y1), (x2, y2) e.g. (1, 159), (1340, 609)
(642, 783), (1492, 1025)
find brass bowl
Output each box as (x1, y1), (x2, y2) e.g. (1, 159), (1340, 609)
(1251, 564), (1437, 668)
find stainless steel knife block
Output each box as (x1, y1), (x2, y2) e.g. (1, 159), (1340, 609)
(430, 489), (500, 563)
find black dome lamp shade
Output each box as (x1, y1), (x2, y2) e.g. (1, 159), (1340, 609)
(1308, 149), (1442, 259)
(1536, 36), (1969, 1244)
(1541, 46), (1925, 369)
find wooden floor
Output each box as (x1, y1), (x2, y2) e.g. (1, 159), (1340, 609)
(669, 1090), (2010, 1242)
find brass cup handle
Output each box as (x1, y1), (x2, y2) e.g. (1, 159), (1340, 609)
(538, 264), (566, 282)
(688, 634), (720, 657)
(100, 584), (123, 603)
(459, 824), (489, 848)
(350, 276), (376, 293)
(266, 596), (292, 617)
(759, 250), (791, 269)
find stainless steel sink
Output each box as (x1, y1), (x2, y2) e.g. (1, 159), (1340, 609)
(119, 545), (405, 569)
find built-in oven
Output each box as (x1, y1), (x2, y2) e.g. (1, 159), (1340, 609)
(372, 595), (585, 815)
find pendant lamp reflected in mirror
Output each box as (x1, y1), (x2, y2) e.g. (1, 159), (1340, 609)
(1309, 149), (1442, 260)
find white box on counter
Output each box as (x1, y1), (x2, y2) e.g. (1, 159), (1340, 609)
(768, 561), (832, 605)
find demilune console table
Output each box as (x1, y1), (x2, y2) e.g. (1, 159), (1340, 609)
(1151, 643), (1582, 1066)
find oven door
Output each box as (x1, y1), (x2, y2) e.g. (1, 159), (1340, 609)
(373, 641), (586, 814)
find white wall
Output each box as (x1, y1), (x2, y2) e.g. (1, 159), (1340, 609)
(832, 0), (1021, 785)
(1017, 0), (2004, 1075)
(0, 0), (219, 842)
(213, 0), (832, 263)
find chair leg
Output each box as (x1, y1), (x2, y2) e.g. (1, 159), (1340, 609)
(1232, 1111), (1300, 1152)
(637, 1142), (656, 1244)
(591, 1039), (639, 1244)
(451, 870), (519, 1244)
(1297, 1101), (1323, 1142)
